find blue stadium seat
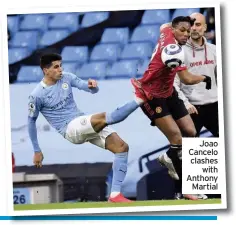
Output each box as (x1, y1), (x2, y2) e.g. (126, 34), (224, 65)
(81, 12), (109, 28)
(141, 9), (170, 25)
(120, 42), (153, 60)
(61, 46), (88, 63)
(100, 28), (129, 46)
(136, 59), (150, 78)
(17, 66), (43, 82)
(130, 25), (160, 46)
(7, 16), (20, 34)
(8, 47), (32, 64)
(90, 44), (121, 62)
(203, 9), (207, 17)
(19, 14), (49, 32)
(172, 8), (200, 20)
(106, 60), (140, 79)
(62, 62), (79, 74)
(39, 29), (70, 47)
(10, 31), (40, 50)
(48, 13), (79, 32)
(76, 62), (108, 80)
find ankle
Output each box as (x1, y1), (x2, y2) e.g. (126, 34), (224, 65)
(110, 192), (120, 198)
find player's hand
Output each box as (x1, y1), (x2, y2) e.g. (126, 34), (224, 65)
(186, 103), (198, 115)
(203, 75), (212, 90)
(33, 151), (44, 168)
(88, 79), (97, 89)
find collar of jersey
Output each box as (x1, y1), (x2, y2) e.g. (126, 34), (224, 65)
(40, 80), (55, 88)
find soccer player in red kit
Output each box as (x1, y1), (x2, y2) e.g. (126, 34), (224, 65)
(131, 16), (212, 200)
(97, 16), (211, 200)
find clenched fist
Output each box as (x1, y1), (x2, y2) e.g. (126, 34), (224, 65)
(33, 152), (44, 168)
(88, 79), (98, 89)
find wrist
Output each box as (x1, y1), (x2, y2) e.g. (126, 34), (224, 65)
(34, 149), (41, 153)
(202, 75), (206, 81)
(186, 102), (192, 109)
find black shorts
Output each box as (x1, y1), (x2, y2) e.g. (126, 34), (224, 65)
(141, 88), (188, 126)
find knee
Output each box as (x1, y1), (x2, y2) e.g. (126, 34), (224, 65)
(91, 112), (107, 133)
(117, 141), (129, 153)
(183, 126), (197, 137)
(170, 130), (182, 145)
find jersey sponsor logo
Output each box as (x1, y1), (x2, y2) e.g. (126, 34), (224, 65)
(155, 106), (162, 114)
(62, 82), (69, 90)
(50, 92), (73, 110)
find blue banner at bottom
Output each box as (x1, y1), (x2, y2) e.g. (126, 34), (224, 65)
(0, 216), (217, 220)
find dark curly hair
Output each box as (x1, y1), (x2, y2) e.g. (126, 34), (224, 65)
(40, 53), (62, 70)
(172, 16), (196, 28)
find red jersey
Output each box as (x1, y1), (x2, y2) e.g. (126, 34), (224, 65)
(139, 27), (187, 98)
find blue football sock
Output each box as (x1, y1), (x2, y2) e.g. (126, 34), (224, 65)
(111, 152), (128, 193)
(106, 100), (139, 125)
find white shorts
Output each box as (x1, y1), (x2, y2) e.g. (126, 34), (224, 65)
(64, 114), (115, 149)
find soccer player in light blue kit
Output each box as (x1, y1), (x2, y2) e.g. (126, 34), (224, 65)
(28, 53), (141, 203)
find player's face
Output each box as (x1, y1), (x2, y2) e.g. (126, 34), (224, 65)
(190, 15), (207, 40)
(173, 22), (191, 45)
(44, 60), (63, 81)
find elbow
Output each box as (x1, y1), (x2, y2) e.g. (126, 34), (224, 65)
(181, 78), (191, 85)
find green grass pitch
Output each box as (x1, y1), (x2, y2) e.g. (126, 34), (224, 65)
(14, 199), (221, 211)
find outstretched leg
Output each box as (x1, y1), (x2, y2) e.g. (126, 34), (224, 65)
(90, 78), (148, 132)
(106, 100), (141, 125)
(90, 99), (143, 133)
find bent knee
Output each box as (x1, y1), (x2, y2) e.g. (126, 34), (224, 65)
(169, 130), (182, 145)
(123, 142), (129, 152)
(183, 127), (197, 137)
(117, 141), (129, 153)
(188, 129), (197, 137)
(91, 112), (107, 132)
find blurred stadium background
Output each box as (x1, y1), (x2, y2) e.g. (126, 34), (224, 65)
(8, 8), (216, 205)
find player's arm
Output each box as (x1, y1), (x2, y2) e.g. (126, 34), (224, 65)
(69, 73), (99, 94)
(27, 95), (44, 167)
(177, 69), (212, 90)
(174, 75), (198, 114)
(174, 75), (190, 106)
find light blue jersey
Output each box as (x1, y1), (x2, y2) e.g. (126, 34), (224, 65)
(28, 72), (99, 152)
